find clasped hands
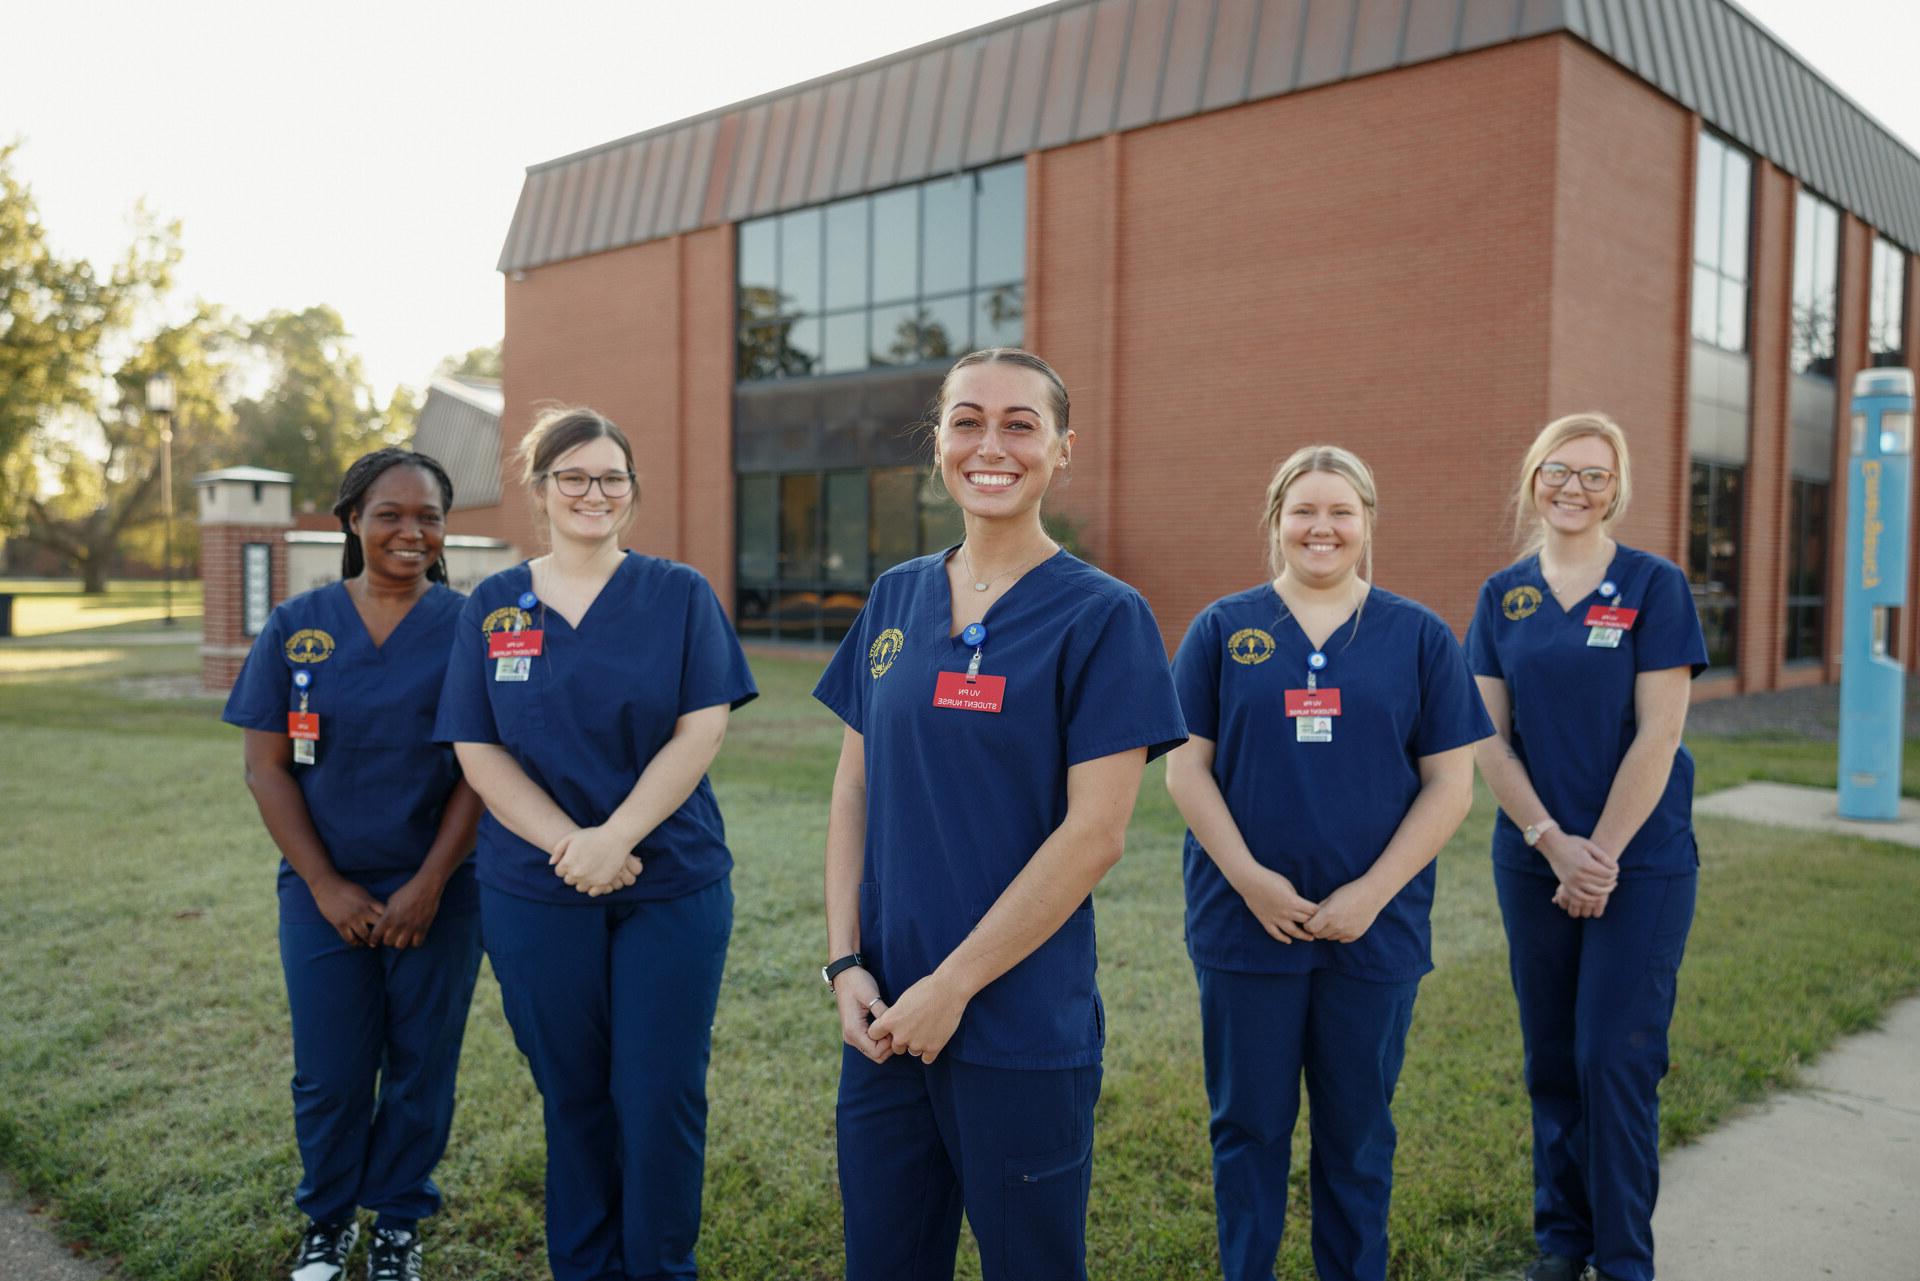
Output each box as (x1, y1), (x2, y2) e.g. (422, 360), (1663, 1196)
(835, 966), (969, 1067)
(1538, 829), (1617, 917)
(1237, 865), (1386, 945)
(550, 824), (644, 896)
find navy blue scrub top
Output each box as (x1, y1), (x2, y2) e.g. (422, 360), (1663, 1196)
(1173, 585), (1492, 981)
(432, 553), (757, 907)
(1464, 545), (1708, 879)
(222, 582), (474, 924)
(813, 550), (1187, 1071)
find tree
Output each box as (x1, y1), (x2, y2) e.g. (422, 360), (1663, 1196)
(435, 341), (501, 381)
(0, 142), (165, 526)
(18, 306), (233, 592)
(231, 305), (397, 511)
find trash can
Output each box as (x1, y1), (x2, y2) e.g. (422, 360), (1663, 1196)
(0, 593), (13, 638)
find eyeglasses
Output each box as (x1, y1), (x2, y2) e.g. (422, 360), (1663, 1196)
(542, 469), (635, 498)
(1536, 462), (1615, 492)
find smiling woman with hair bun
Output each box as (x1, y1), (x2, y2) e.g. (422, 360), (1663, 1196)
(222, 447), (482, 1281)
(433, 406), (757, 1281)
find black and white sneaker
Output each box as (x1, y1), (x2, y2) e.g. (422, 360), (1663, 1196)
(366, 1226), (422, 1281)
(291, 1220), (358, 1281)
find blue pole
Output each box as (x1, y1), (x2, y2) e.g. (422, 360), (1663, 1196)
(1837, 367), (1915, 820)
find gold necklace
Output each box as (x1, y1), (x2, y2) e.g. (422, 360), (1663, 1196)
(959, 540), (1057, 593)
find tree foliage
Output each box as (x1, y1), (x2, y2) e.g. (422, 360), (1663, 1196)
(435, 340), (501, 381)
(231, 305), (398, 511)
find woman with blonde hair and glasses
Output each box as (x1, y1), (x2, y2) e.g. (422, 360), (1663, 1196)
(1166, 445), (1490, 1281)
(1463, 413), (1706, 1281)
(434, 407), (756, 1281)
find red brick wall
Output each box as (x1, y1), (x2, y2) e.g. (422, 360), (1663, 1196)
(200, 523), (289, 692)
(495, 226), (736, 603)
(1032, 38), (1568, 643)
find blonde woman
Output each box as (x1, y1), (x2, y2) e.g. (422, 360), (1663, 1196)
(434, 408), (756, 1281)
(1463, 414), (1706, 1281)
(1166, 445), (1490, 1281)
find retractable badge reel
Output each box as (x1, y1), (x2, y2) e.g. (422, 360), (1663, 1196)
(1584, 579), (1637, 648)
(493, 591), (543, 681)
(1286, 650), (1341, 743)
(932, 621), (1006, 713)
(288, 669), (319, 764)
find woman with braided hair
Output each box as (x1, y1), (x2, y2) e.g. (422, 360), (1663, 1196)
(223, 448), (484, 1281)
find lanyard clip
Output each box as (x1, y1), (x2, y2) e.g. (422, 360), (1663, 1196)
(966, 647), (982, 684)
(1307, 671), (1317, 692)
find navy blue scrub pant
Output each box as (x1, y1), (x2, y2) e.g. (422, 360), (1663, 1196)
(481, 878), (732, 1281)
(278, 902), (483, 1230)
(1195, 965), (1419, 1281)
(1494, 867), (1696, 1281)
(837, 1044), (1102, 1281)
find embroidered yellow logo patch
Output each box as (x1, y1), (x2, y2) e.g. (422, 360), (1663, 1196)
(869, 628), (905, 679)
(1502, 586), (1543, 621)
(481, 606), (534, 635)
(284, 629), (335, 663)
(1227, 627), (1277, 666)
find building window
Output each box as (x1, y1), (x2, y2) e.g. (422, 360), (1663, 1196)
(1791, 191), (1840, 378)
(1689, 460), (1742, 671)
(1870, 237), (1908, 368)
(737, 161), (1026, 382)
(1692, 133), (1753, 353)
(1785, 478), (1828, 663)
(735, 466), (964, 642)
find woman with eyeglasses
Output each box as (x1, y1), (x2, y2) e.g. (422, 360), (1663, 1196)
(1165, 445), (1490, 1281)
(1463, 414), (1707, 1281)
(434, 407), (756, 1281)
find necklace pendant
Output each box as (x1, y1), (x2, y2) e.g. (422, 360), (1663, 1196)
(973, 582), (988, 592)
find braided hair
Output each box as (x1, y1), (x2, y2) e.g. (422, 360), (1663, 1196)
(331, 448), (456, 583)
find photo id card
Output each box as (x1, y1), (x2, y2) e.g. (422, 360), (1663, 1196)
(495, 656), (532, 682)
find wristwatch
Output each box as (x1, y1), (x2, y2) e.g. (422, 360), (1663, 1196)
(1523, 818), (1558, 848)
(822, 953), (864, 991)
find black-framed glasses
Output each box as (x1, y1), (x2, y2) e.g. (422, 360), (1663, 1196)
(542, 469), (635, 498)
(1537, 462), (1615, 492)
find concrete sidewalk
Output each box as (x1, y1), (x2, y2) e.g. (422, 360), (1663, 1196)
(0, 1175), (110, 1279)
(1652, 996), (1920, 1280)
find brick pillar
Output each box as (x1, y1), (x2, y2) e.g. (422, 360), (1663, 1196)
(195, 467), (294, 693)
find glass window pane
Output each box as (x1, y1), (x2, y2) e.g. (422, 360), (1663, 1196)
(1718, 280), (1746, 353)
(822, 311), (867, 374)
(821, 590), (862, 643)
(1721, 148), (1751, 283)
(738, 474), (777, 583)
(975, 285), (1024, 350)
(921, 175), (972, 297)
(782, 315), (823, 377)
(779, 473), (822, 582)
(918, 293), (970, 363)
(870, 466), (918, 576)
(825, 200), (870, 312)
(780, 208), (823, 315)
(739, 219), (779, 323)
(735, 586), (775, 640)
(974, 161), (1025, 286)
(775, 589), (822, 642)
(1693, 136), (1723, 270)
(918, 468), (964, 554)
(872, 188), (918, 305)
(824, 469), (868, 585)
(870, 302), (920, 367)
(1691, 266), (1720, 345)
(739, 322), (780, 382)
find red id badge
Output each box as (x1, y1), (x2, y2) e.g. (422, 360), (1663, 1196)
(933, 670), (1007, 713)
(1583, 605), (1639, 629)
(287, 712), (320, 741)
(1283, 688), (1342, 717)
(488, 629), (545, 658)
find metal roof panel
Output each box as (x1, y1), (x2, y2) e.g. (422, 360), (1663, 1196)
(966, 27), (1020, 166)
(1248, 0), (1307, 99)
(1075, 0), (1134, 140)
(1156, 0), (1215, 121)
(1402, 0), (1463, 62)
(930, 38), (982, 173)
(1001, 16), (1055, 152)
(868, 61), (915, 189)
(896, 49), (950, 183)
(1201, 0), (1260, 107)
(1458, 0), (1520, 49)
(810, 79), (854, 206)
(1350, 0), (1408, 77)
(1036, 4), (1093, 148)
(1115, 0), (1172, 131)
(777, 86), (826, 209)
(836, 70), (885, 197)
(1296, 0), (1356, 89)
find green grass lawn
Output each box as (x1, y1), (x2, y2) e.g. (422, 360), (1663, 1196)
(0, 578), (204, 637)
(0, 634), (1915, 1279)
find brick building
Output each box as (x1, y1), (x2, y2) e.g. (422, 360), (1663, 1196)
(456, 0), (1920, 696)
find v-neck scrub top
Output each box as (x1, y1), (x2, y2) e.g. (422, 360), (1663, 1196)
(1464, 545), (1708, 879)
(1173, 585), (1493, 981)
(813, 550), (1187, 1071)
(222, 581), (474, 923)
(432, 554), (757, 906)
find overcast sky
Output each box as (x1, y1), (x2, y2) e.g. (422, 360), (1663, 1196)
(3, 0), (1914, 404)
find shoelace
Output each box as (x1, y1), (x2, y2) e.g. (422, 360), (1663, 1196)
(368, 1229), (418, 1281)
(296, 1225), (348, 1264)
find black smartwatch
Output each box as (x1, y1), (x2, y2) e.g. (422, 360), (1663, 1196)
(822, 953), (864, 991)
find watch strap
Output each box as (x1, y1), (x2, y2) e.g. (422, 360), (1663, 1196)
(822, 953), (864, 989)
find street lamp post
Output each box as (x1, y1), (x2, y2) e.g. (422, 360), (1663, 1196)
(147, 374), (176, 628)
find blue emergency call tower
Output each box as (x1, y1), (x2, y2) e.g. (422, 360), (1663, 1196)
(1837, 367), (1916, 820)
